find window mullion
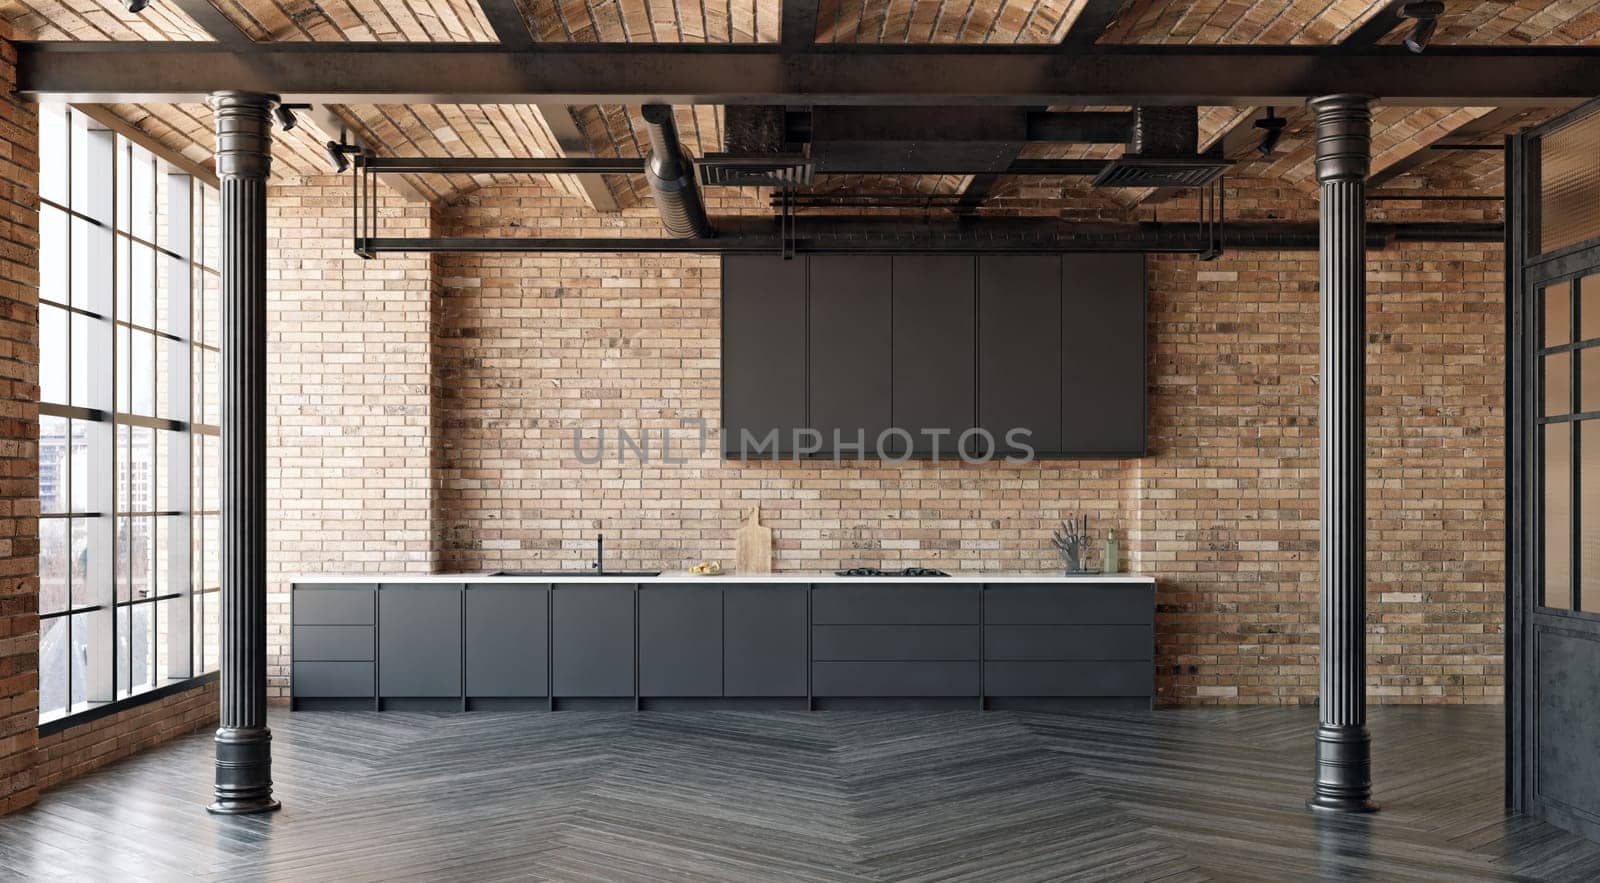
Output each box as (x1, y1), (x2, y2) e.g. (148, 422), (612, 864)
(81, 116), (116, 706)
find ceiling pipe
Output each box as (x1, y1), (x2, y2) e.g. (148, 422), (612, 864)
(641, 104), (713, 239)
(355, 220), (1503, 254)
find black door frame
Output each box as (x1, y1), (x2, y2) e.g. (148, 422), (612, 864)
(1507, 97), (1600, 841)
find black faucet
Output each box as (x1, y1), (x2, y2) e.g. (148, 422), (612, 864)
(592, 534), (604, 575)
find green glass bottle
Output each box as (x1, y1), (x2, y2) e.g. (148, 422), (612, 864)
(1101, 530), (1120, 574)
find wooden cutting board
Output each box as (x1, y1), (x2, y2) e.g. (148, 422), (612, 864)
(735, 507), (773, 574)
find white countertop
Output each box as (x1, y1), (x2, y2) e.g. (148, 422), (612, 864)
(288, 571), (1154, 585)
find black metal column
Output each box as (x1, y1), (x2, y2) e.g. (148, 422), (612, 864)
(1308, 94), (1378, 814)
(207, 90), (281, 816)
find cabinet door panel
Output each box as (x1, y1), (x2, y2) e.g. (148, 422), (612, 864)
(723, 255), (807, 456)
(639, 585), (723, 697)
(893, 256), (976, 458)
(551, 585), (635, 697)
(724, 585), (808, 697)
(465, 585), (549, 698)
(978, 256), (1062, 454)
(1061, 254), (1145, 454)
(378, 586), (462, 698)
(810, 255), (893, 456)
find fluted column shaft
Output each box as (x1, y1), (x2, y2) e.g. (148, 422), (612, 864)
(1308, 94), (1378, 814)
(208, 91), (281, 816)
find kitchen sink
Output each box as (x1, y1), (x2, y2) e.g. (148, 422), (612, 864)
(488, 570), (662, 577)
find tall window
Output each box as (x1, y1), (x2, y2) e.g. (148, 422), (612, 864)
(38, 105), (221, 723)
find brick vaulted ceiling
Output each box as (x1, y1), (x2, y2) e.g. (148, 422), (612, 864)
(0, 1), (1586, 208)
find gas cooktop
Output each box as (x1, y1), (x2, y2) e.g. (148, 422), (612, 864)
(834, 567), (951, 578)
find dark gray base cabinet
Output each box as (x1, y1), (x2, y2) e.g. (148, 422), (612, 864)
(552, 585), (636, 698)
(292, 585), (376, 707)
(722, 585), (808, 697)
(639, 586), (722, 697)
(465, 585), (549, 699)
(379, 585), (462, 699)
(292, 580), (1153, 711)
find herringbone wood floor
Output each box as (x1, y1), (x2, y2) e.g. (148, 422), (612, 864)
(1, 706), (1596, 881)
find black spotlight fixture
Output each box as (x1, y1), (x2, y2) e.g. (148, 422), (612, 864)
(324, 140), (358, 174)
(274, 106), (299, 132)
(1400, 1), (1444, 53)
(1254, 108), (1287, 157)
(124, 0), (150, 12)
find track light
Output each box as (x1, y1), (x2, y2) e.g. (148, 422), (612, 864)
(1400, 1), (1444, 53)
(274, 106), (298, 132)
(124, 0), (149, 11)
(324, 140), (353, 174)
(1254, 108), (1286, 157)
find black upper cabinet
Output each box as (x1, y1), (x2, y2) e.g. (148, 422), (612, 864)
(809, 256), (893, 455)
(978, 256), (1063, 455)
(1062, 254), (1146, 455)
(720, 253), (1144, 459)
(892, 256), (976, 458)
(722, 255), (807, 455)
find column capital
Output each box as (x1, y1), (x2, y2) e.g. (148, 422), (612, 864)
(208, 91), (278, 180)
(1310, 95), (1372, 185)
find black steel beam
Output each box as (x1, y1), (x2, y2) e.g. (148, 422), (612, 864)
(168, 0), (253, 43)
(1342, 1), (1409, 47)
(1025, 111), (1133, 142)
(354, 220), (1501, 253)
(363, 155), (1108, 176)
(782, 0), (820, 52)
(478, 0), (537, 50)
(1059, 0), (1127, 48)
(364, 156), (646, 174)
(17, 42), (1600, 105)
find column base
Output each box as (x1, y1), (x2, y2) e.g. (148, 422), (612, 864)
(1308, 723), (1378, 813)
(209, 725), (279, 815)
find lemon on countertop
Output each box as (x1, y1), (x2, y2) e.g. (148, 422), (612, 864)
(688, 561), (723, 575)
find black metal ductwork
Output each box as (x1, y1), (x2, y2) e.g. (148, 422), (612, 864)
(1094, 106), (1230, 188)
(641, 104), (713, 238)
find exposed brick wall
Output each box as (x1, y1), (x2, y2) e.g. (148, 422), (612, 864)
(34, 680), (217, 791)
(259, 176), (1506, 707)
(1139, 241), (1504, 703)
(0, 29), (40, 814)
(265, 177), (437, 700)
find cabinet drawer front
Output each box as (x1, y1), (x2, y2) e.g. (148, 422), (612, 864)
(293, 626), (374, 661)
(294, 661), (375, 698)
(812, 584), (978, 624)
(984, 584), (1151, 624)
(812, 625), (978, 661)
(984, 625), (1152, 661)
(812, 661), (979, 696)
(293, 587), (375, 625)
(985, 661), (1151, 697)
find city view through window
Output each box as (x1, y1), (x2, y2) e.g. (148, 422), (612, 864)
(38, 104), (222, 722)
